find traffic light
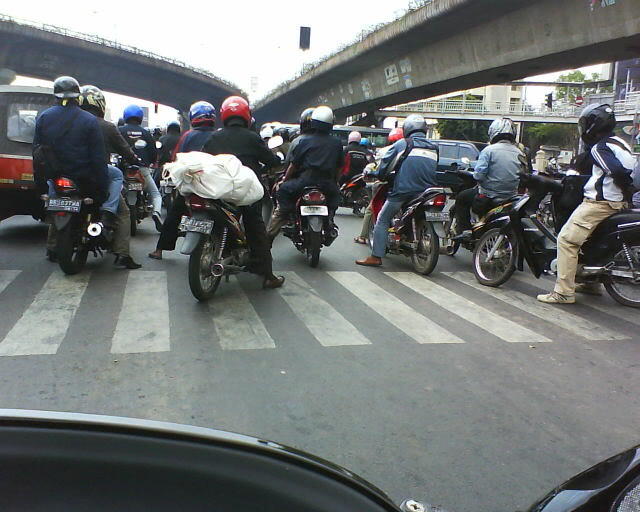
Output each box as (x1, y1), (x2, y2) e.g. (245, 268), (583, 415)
(545, 93), (553, 109)
(299, 27), (311, 50)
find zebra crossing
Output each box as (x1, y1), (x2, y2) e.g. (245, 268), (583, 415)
(0, 268), (635, 357)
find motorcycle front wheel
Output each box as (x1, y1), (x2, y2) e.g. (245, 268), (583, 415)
(188, 236), (222, 302)
(411, 220), (439, 276)
(603, 245), (640, 308)
(472, 227), (517, 287)
(57, 222), (88, 275)
(306, 231), (322, 268)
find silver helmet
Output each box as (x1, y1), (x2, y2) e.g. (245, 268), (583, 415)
(311, 105), (334, 132)
(488, 118), (517, 143)
(402, 114), (427, 137)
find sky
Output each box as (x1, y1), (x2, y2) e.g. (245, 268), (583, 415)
(4, 1), (612, 126)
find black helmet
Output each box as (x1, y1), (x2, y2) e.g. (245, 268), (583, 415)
(79, 85), (106, 117)
(53, 76), (80, 99)
(299, 107), (315, 134)
(289, 127), (300, 140)
(274, 126), (290, 142)
(578, 104), (616, 146)
(166, 120), (181, 134)
(117, 117), (125, 127)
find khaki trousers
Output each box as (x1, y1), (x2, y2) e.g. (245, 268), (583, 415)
(554, 199), (626, 296)
(46, 196), (131, 257)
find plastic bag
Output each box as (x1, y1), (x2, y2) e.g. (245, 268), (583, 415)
(165, 152), (264, 206)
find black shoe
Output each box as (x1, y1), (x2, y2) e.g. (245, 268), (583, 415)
(114, 255), (142, 269)
(46, 250), (58, 263)
(152, 213), (163, 232)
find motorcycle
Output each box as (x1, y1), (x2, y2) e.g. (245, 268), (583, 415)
(179, 193), (250, 302)
(282, 187), (338, 268)
(159, 167), (177, 212)
(471, 172), (640, 307)
(121, 162), (150, 237)
(339, 172), (369, 216)
(43, 176), (110, 275)
(367, 171), (441, 275)
(2, 409), (638, 512)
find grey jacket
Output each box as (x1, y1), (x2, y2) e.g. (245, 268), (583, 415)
(473, 140), (523, 200)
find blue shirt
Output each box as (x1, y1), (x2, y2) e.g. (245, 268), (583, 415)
(177, 126), (215, 154)
(473, 140), (522, 200)
(376, 133), (439, 200)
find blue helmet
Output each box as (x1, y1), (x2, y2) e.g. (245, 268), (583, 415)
(123, 104), (144, 123)
(189, 101), (216, 126)
(360, 137), (369, 146)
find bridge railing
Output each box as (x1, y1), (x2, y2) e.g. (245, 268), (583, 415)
(613, 92), (640, 115)
(0, 13), (238, 90)
(385, 99), (583, 118)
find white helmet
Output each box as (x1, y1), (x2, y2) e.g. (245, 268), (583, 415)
(260, 126), (274, 139)
(488, 118), (517, 143)
(348, 131), (362, 144)
(311, 105), (334, 132)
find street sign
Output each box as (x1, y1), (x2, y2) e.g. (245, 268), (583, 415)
(576, 96), (584, 106)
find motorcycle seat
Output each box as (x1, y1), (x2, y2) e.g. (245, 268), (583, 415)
(590, 210), (640, 240)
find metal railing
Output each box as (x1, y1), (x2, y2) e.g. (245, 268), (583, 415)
(0, 13), (238, 91)
(385, 99), (583, 118)
(613, 92), (640, 115)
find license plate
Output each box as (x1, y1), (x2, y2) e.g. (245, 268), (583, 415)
(424, 211), (450, 221)
(300, 205), (329, 216)
(179, 216), (214, 234)
(46, 198), (81, 212)
(128, 182), (143, 191)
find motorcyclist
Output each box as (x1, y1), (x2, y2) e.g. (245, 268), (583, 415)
(152, 126), (163, 141)
(537, 104), (636, 304)
(283, 108), (314, 167)
(33, 76), (116, 261)
(69, 85), (141, 268)
(353, 127), (403, 245)
(157, 121), (181, 168)
(118, 104), (163, 231)
(340, 131), (373, 185)
(267, 106), (343, 240)
(148, 101), (217, 261)
(202, 96), (285, 289)
(272, 126), (291, 158)
(356, 114), (439, 267)
(452, 118), (525, 240)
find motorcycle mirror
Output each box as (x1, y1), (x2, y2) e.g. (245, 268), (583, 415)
(461, 157), (471, 165)
(155, 141), (162, 149)
(134, 139), (147, 149)
(268, 135), (284, 150)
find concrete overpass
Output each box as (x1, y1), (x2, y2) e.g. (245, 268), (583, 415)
(0, 14), (243, 113)
(254, 0), (640, 124)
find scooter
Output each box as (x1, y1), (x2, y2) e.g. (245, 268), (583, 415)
(339, 172), (369, 216)
(2, 409), (638, 512)
(471, 172), (640, 307)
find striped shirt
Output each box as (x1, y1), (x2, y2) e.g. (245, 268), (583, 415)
(585, 137), (636, 202)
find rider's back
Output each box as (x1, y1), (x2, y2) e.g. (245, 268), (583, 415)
(474, 140), (522, 201)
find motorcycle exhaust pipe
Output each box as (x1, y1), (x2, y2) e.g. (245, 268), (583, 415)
(87, 222), (103, 237)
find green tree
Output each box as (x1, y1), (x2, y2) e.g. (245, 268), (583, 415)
(436, 119), (491, 141)
(555, 70), (611, 104)
(523, 123), (578, 151)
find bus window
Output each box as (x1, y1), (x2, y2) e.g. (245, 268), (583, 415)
(7, 104), (42, 144)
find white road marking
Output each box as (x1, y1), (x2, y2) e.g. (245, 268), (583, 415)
(277, 272), (371, 346)
(515, 273), (640, 327)
(211, 277), (275, 350)
(0, 272), (89, 356)
(328, 271), (463, 344)
(111, 271), (170, 354)
(0, 270), (20, 295)
(445, 272), (628, 340)
(386, 272), (552, 343)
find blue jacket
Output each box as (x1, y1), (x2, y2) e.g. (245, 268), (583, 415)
(375, 133), (439, 200)
(473, 140), (522, 200)
(177, 126), (215, 153)
(33, 104), (108, 193)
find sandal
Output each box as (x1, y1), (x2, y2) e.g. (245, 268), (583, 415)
(353, 236), (368, 245)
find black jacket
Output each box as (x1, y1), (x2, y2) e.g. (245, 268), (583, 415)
(291, 132), (345, 180)
(96, 117), (138, 165)
(203, 125), (280, 175)
(118, 122), (157, 166)
(157, 132), (181, 166)
(33, 104), (108, 194)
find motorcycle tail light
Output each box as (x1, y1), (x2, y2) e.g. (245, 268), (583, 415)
(428, 194), (446, 207)
(302, 191), (326, 203)
(189, 195), (214, 210)
(54, 177), (76, 191)
(127, 171), (144, 183)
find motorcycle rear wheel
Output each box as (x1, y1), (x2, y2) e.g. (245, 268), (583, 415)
(603, 246), (640, 308)
(57, 223), (88, 275)
(306, 231), (322, 268)
(472, 227), (516, 287)
(411, 220), (439, 275)
(188, 236), (222, 302)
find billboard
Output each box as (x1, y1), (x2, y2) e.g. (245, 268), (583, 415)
(614, 59), (640, 101)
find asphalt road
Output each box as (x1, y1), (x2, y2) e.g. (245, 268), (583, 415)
(0, 211), (639, 512)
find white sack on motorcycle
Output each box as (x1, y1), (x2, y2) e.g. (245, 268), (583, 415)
(166, 152), (264, 206)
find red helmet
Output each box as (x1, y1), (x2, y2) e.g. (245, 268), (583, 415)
(220, 96), (251, 125)
(388, 127), (404, 144)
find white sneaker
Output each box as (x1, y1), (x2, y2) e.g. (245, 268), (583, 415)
(152, 213), (163, 232)
(537, 292), (575, 304)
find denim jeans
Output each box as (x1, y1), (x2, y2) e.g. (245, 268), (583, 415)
(372, 199), (404, 258)
(47, 165), (122, 215)
(140, 166), (162, 216)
